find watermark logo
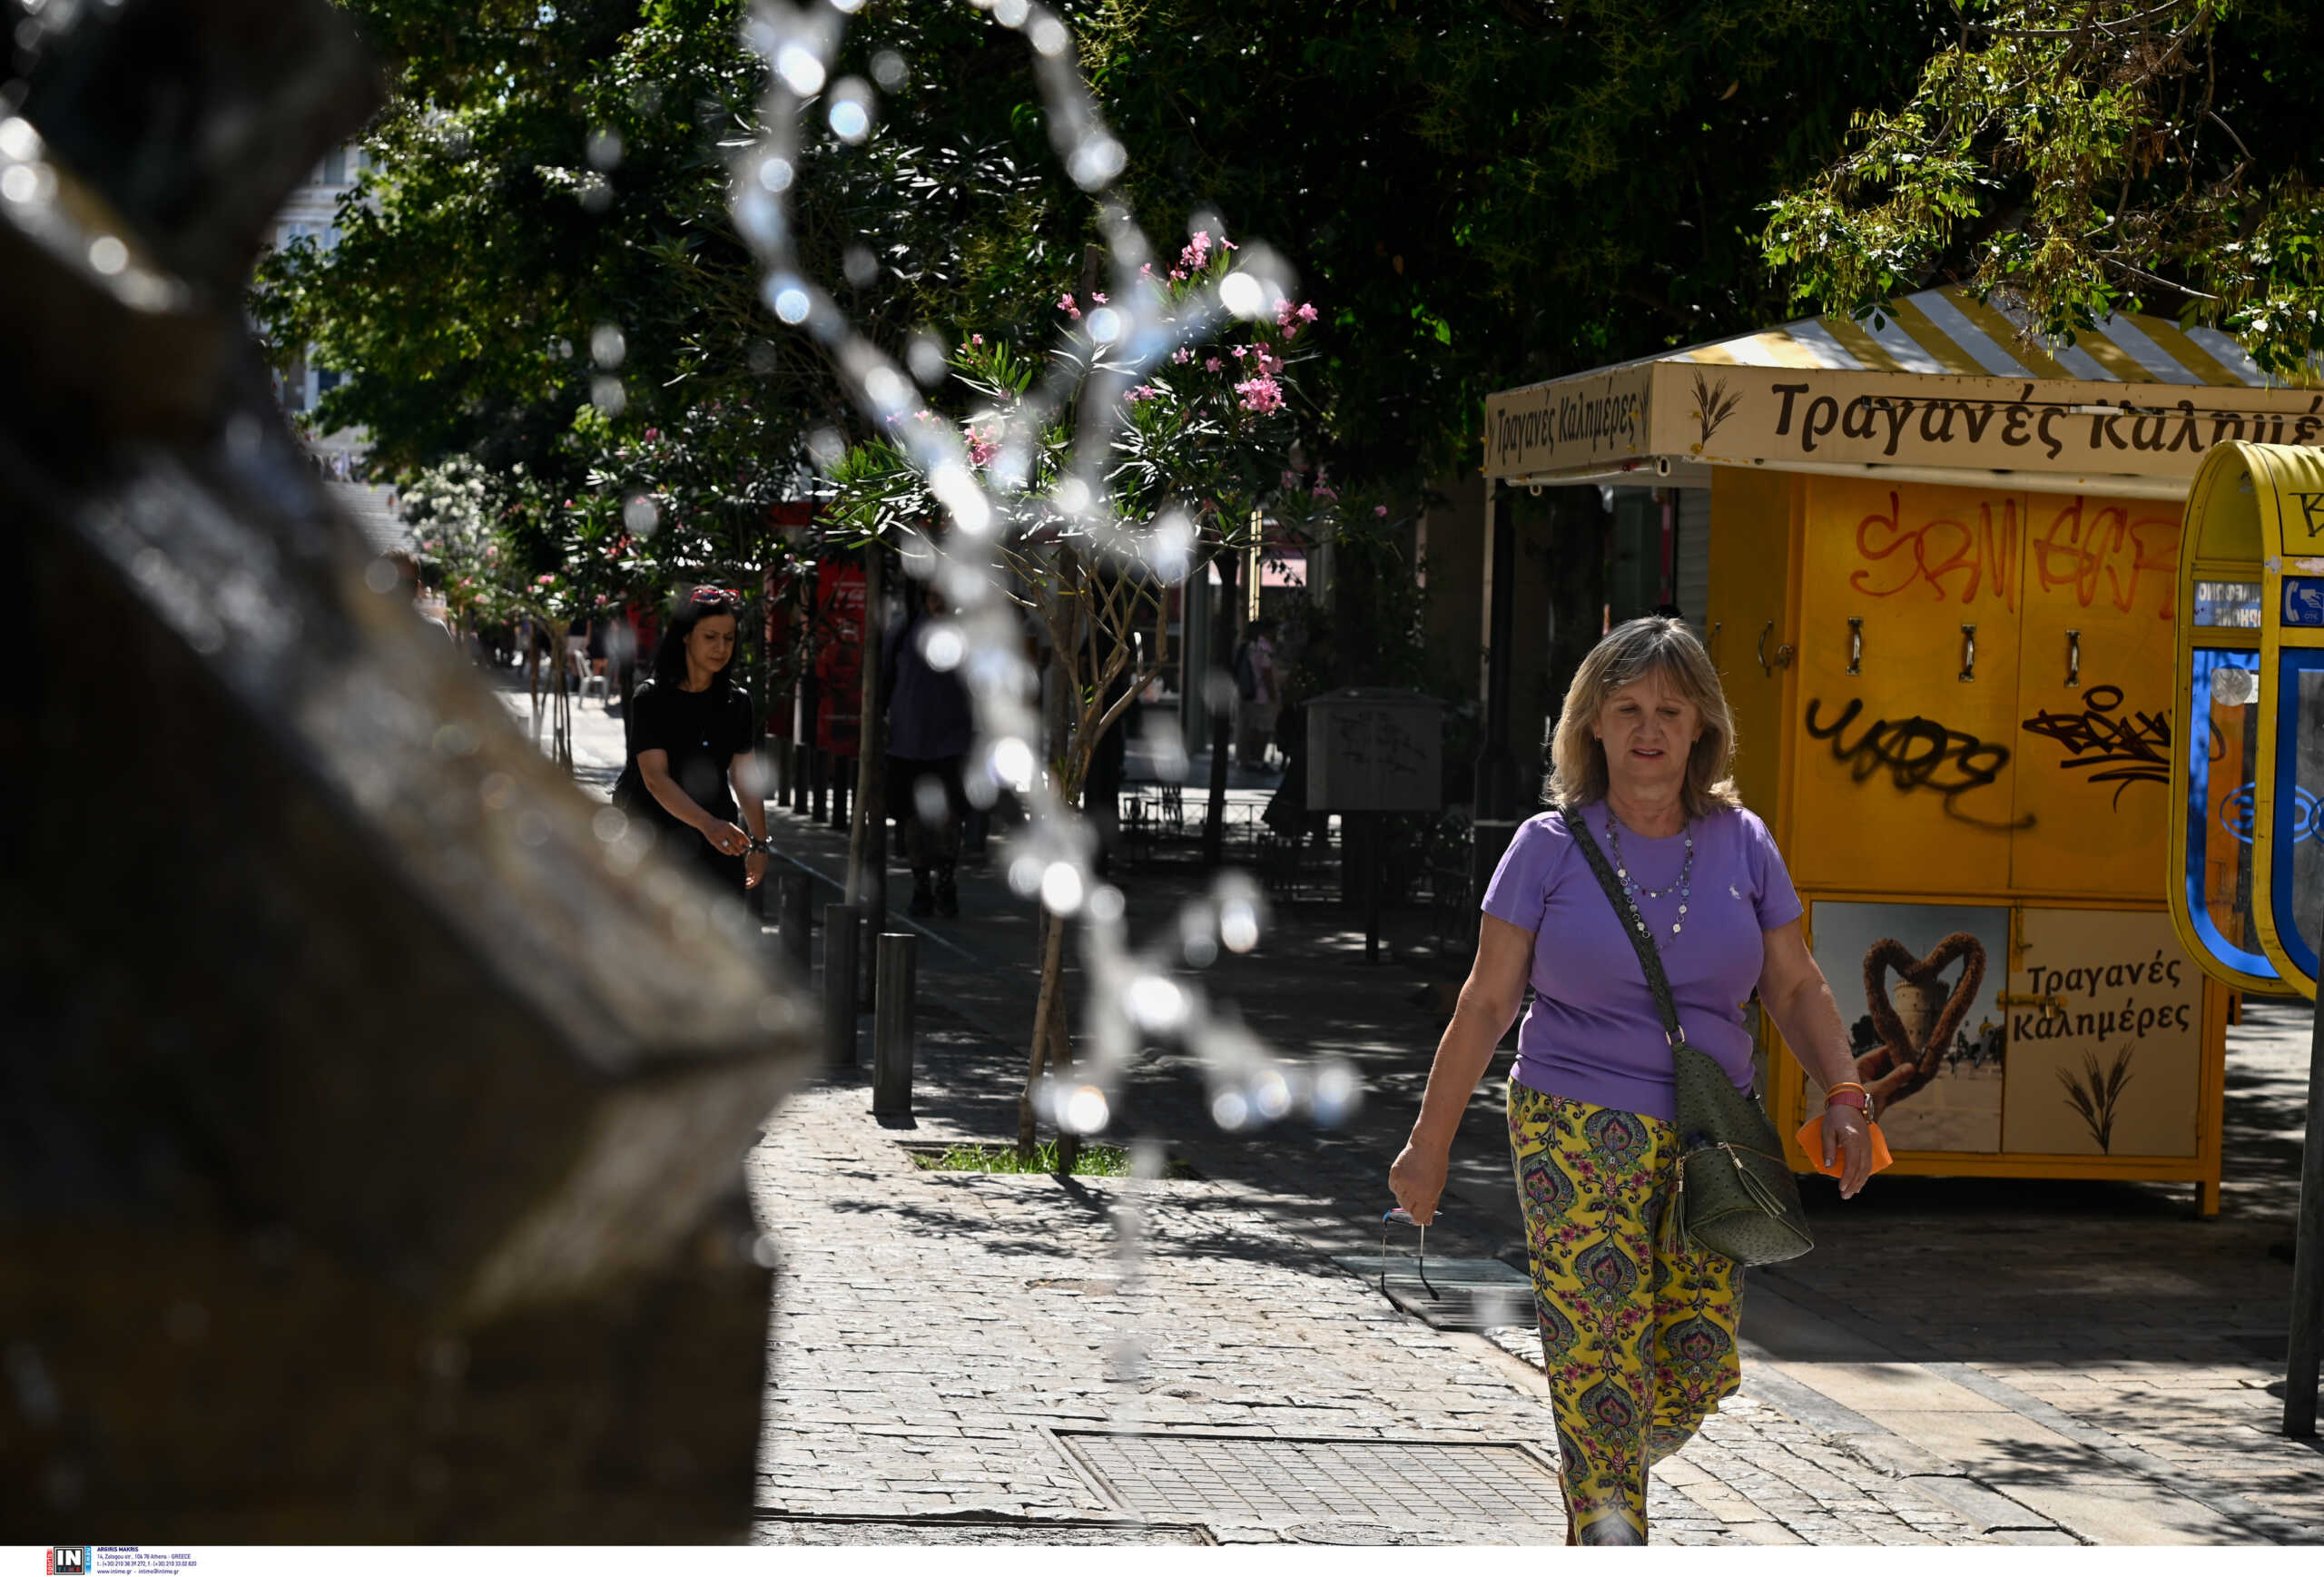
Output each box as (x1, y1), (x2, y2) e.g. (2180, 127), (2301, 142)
(46, 1551), (91, 1576)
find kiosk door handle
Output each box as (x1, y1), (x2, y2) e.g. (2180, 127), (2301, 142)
(1757, 620), (1793, 676)
(1998, 991), (2067, 1021)
(2066, 628), (2081, 688)
(1959, 623), (1977, 683)
(1846, 617), (1863, 676)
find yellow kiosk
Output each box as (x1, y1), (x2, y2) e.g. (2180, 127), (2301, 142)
(1484, 288), (2324, 1212)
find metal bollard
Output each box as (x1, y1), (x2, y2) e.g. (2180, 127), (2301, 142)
(872, 931), (917, 1121)
(822, 902), (860, 1067)
(781, 872), (813, 977)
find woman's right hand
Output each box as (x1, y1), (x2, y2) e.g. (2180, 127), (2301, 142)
(701, 818), (751, 857)
(1388, 1138), (1451, 1226)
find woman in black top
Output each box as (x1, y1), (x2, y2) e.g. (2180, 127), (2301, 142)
(625, 586), (766, 894)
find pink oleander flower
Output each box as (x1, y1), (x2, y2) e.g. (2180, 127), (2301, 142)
(1314, 485), (1338, 502)
(644, 427), (660, 441)
(1169, 268), (1187, 282)
(1125, 384), (1159, 404)
(1171, 348), (1193, 364)
(1236, 375), (1284, 414)
(1256, 348), (1284, 377)
(1281, 469), (1300, 488)
(972, 333), (984, 345)
(1374, 504), (1390, 517)
(1091, 291), (1108, 304)
(537, 573), (556, 585)
(1180, 231), (1211, 271)
(1057, 292), (1080, 320)
(1204, 356), (1223, 372)
(965, 428), (998, 467)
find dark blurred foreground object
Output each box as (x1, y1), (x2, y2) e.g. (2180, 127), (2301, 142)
(0, 0), (814, 1540)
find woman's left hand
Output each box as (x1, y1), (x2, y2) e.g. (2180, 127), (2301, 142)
(1823, 1105), (1875, 1200)
(744, 849), (768, 890)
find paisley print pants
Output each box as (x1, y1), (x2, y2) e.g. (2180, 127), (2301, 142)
(1507, 1081), (1743, 1544)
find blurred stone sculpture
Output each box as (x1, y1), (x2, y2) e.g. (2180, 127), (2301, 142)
(0, 0), (812, 1539)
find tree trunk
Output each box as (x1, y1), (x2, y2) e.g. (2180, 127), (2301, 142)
(1018, 906), (1068, 1156)
(1201, 546), (1240, 867)
(847, 542), (886, 920)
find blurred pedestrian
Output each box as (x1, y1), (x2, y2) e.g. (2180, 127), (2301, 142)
(382, 548), (455, 643)
(885, 584), (973, 917)
(1232, 616), (1279, 769)
(1388, 616), (1874, 1545)
(618, 587), (766, 895)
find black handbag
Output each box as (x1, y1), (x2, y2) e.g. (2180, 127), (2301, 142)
(1561, 805), (1814, 1267)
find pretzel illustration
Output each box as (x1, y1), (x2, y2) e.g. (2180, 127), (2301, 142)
(1856, 932), (1986, 1110)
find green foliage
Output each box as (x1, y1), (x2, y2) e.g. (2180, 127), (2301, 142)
(1762, 1), (2324, 378)
(1088, 0), (1949, 481)
(822, 234), (1315, 554)
(252, 0), (1099, 500)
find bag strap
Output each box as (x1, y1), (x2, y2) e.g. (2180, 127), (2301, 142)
(1559, 804), (1687, 1056)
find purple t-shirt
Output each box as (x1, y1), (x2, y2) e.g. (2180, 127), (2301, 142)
(1481, 802), (1802, 1122)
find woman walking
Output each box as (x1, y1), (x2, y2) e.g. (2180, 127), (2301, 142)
(623, 586), (767, 896)
(1389, 616), (1876, 1544)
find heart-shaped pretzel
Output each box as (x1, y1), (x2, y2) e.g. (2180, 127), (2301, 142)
(1856, 931), (1986, 1110)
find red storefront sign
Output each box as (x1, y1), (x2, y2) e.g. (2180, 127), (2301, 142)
(812, 558), (864, 757)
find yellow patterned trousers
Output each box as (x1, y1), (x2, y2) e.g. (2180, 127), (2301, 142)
(1507, 1081), (1744, 1544)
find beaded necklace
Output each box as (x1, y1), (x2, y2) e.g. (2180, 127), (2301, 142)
(1605, 809), (1694, 936)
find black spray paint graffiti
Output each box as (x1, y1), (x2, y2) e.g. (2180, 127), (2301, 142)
(1804, 697), (2034, 829)
(2019, 685), (2171, 806)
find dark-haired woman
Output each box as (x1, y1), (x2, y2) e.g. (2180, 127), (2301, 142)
(625, 587), (766, 894)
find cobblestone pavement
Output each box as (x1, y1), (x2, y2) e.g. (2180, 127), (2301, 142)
(751, 1066), (2004, 1545)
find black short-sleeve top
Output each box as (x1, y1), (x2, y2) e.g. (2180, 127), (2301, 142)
(628, 681), (754, 825)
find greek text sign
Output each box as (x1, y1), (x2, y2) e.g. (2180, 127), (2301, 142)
(1484, 362), (2324, 486)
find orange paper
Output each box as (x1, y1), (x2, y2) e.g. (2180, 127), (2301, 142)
(1796, 1114), (1894, 1178)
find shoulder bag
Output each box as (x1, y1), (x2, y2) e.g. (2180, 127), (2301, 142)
(1561, 804), (1814, 1267)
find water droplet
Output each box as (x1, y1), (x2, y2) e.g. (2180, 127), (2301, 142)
(773, 284), (811, 324)
(590, 323), (626, 368)
(87, 234), (126, 275)
(1219, 900), (1259, 954)
(990, 735), (1034, 789)
(586, 128), (624, 171)
(1218, 271), (1263, 318)
(623, 493), (660, 533)
(1126, 974), (1187, 1031)
(1040, 861), (1085, 915)
(756, 155), (794, 193)
(1087, 884), (1125, 924)
(871, 49), (908, 89)
(1060, 1083), (1110, 1134)
(593, 807), (628, 843)
(920, 623), (964, 671)
(1210, 1089), (1250, 1131)
(1084, 305), (1121, 344)
(591, 375), (626, 415)
(776, 44), (827, 96)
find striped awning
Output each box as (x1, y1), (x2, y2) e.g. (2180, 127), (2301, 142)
(1483, 288), (2324, 498)
(1671, 285), (2291, 389)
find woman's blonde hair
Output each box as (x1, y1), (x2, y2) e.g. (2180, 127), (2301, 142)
(1544, 616), (1741, 818)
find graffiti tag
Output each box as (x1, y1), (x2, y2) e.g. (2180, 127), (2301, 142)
(2019, 685), (2171, 805)
(1849, 492), (2019, 607)
(1805, 697), (2032, 827)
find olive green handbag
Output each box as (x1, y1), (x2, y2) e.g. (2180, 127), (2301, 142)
(1561, 807), (1814, 1267)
